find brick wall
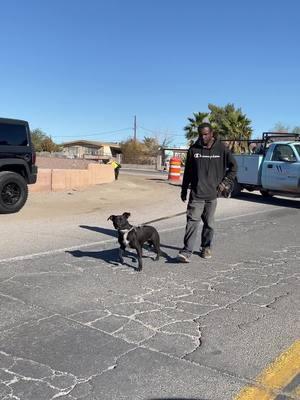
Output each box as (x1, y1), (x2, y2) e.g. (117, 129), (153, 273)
(30, 163), (114, 192)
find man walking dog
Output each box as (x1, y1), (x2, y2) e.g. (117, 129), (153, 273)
(178, 123), (237, 262)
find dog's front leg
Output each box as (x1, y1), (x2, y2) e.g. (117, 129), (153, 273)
(119, 245), (125, 264)
(136, 244), (143, 271)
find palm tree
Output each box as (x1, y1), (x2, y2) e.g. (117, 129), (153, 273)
(184, 104), (253, 153)
(209, 103), (252, 153)
(184, 112), (209, 141)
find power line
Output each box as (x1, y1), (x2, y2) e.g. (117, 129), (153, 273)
(52, 123), (188, 144)
(139, 125), (186, 137)
(139, 126), (157, 134)
(56, 128), (131, 139)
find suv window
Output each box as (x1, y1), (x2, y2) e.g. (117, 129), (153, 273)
(0, 123), (28, 146)
(271, 144), (297, 162)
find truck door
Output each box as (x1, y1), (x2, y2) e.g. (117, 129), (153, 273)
(261, 144), (299, 192)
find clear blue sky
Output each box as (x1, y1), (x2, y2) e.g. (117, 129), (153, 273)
(1, 0), (299, 146)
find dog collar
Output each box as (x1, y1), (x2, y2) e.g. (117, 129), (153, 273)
(119, 227), (135, 234)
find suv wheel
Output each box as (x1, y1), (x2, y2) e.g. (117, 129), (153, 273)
(0, 171), (28, 214)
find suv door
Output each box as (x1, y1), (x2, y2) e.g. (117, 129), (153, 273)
(262, 144), (299, 192)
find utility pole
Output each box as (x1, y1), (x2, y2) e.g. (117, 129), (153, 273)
(133, 115), (137, 141)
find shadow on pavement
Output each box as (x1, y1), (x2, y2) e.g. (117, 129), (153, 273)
(66, 247), (173, 269)
(66, 248), (138, 270)
(159, 243), (183, 264)
(75, 229), (181, 265)
(146, 178), (168, 183)
(80, 225), (117, 237)
(235, 192), (300, 208)
(146, 178), (182, 187)
(161, 243), (182, 252)
(167, 182), (183, 187)
(164, 257), (182, 264)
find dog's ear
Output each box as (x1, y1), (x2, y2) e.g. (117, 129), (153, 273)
(123, 212), (131, 219)
(107, 215), (115, 221)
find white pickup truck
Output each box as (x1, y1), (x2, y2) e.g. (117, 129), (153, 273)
(232, 133), (300, 197)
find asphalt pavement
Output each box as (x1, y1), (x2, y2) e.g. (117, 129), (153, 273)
(0, 187), (299, 399)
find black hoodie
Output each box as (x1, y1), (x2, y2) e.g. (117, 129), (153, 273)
(182, 138), (237, 200)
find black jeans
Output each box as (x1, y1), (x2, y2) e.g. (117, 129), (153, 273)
(182, 197), (217, 254)
(114, 167), (120, 180)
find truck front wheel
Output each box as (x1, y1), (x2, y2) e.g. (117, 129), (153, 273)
(0, 172), (28, 214)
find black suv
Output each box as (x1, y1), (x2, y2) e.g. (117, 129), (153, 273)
(0, 118), (38, 214)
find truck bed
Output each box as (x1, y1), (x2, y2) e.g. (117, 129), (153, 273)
(234, 154), (264, 185)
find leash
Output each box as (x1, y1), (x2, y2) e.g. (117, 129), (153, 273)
(142, 211), (186, 225)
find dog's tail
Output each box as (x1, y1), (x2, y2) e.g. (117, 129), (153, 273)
(159, 249), (168, 258)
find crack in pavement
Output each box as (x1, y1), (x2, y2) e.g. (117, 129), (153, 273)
(0, 244), (299, 398)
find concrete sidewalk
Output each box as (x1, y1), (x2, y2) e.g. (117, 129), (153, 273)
(12, 174), (182, 221)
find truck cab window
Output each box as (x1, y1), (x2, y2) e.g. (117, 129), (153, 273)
(271, 144), (296, 162)
(294, 144), (300, 158)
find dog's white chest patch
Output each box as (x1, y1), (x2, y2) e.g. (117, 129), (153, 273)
(123, 231), (130, 247)
(120, 228), (133, 247)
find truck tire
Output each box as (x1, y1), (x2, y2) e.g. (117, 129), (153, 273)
(260, 190), (273, 198)
(0, 171), (28, 214)
(231, 179), (242, 197)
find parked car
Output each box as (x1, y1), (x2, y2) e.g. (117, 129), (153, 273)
(0, 118), (38, 213)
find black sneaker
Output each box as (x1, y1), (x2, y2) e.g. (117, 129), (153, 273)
(200, 248), (212, 259)
(177, 252), (191, 263)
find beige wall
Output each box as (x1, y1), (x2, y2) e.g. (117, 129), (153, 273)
(30, 164), (115, 192)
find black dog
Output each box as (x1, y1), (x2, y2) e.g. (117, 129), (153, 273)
(107, 212), (160, 271)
